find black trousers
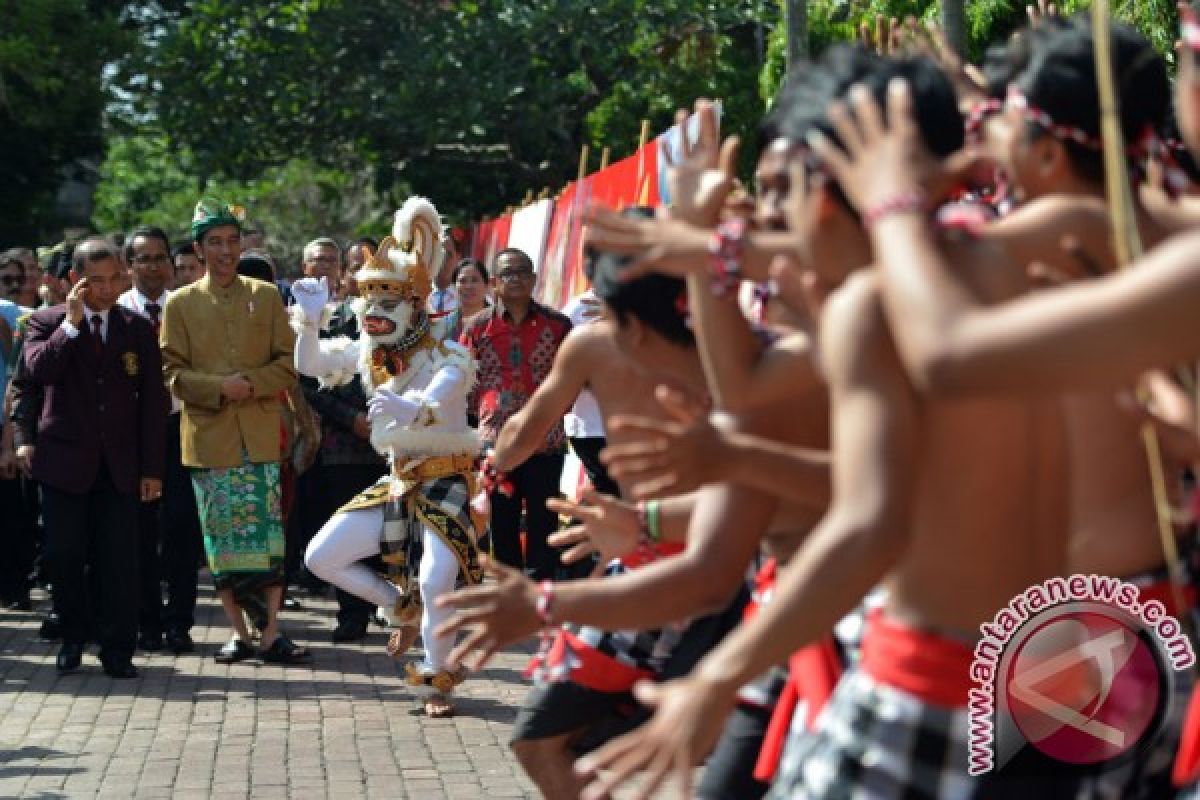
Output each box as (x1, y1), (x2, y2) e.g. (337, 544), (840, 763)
(489, 450), (565, 581)
(138, 414), (203, 635)
(41, 462), (139, 658)
(313, 462), (387, 625)
(0, 472), (37, 602)
(568, 436), (620, 497)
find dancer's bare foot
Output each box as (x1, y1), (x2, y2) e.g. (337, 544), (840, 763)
(386, 625), (419, 658)
(425, 692), (454, 718)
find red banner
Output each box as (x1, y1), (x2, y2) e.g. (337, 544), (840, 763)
(469, 138), (661, 308)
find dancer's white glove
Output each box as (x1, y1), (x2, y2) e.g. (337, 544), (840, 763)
(368, 387), (421, 428)
(291, 276), (329, 322)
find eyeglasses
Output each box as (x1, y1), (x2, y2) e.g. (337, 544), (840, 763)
(307, 256), (340, 265)
(132, 254), (171, 266)
(497, 270), (534, 283)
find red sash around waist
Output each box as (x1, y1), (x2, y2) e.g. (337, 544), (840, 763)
(524, 629), (654, 694)
(753, 637), (843, 782)
(859, 610), (974, 708)
(620, 541), (685, 569)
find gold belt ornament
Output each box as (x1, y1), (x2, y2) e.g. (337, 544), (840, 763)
(393, 453), (476, 483)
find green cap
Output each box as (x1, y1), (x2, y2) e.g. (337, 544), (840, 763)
(191, 196), (246, 241)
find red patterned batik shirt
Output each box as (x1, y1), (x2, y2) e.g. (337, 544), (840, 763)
(459, 300), (573, 453)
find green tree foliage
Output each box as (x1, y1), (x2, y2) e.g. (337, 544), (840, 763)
(90, 0), (1184, 251)
(93, 132), (394, 272)
(109, 0), (776, 226)
(0, 0), (128, 245)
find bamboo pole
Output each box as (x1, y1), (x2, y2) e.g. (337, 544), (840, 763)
(599, 147), (611, 171)
(1092, 0), (1196, 644)
(577, 144), (590, 183)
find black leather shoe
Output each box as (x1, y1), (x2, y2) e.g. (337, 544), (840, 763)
(138, 631), (164, 652)
(165, 630), (195, 654)
(331, 620), (368, 643)
(100, 657), (139, 679)
(214, 637), (254, 664)
(56, 642), (83, 673)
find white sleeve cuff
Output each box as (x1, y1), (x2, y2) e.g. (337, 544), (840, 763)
(60, 319), (80, 338)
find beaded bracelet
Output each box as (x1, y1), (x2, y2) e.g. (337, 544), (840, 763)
(863, 191), (927, 228)
(535, 580), (555, 627)
(708, 217), (748, 297)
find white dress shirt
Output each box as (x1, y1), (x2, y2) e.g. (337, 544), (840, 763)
(60, 305), (111, 341)
(562, 290), (605, 439)
(118, 287), (181, 413)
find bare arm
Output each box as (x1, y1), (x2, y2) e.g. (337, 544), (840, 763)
(874, 218), (1200, 394)
(721, 428), (831, 507)
(437, 409), (790, 662)
(815, 80), (1200, 395)
(605, 406), (830, 508)
(575, 273), (922, 799)
(493, 328), (591, 472)
(692, 276), (920, 692)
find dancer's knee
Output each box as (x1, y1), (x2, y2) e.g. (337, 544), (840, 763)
(304, 524), (339, 579)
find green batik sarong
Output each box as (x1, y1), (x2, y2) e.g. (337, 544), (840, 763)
(191, 457), (286, 592)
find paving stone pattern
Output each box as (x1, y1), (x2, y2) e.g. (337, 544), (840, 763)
(0, 585), (552, 799)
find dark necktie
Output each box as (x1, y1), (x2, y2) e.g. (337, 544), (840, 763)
(91, 314), (104, 355)
(145, 302), (162, 334)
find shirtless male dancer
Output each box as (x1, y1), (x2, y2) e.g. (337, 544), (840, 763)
(437, 119), (841, 795)
(572, 46), (1092, 800)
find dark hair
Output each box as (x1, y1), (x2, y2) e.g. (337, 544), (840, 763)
(237, 251), (275, 283)
(1016, 14), (1168, 184)
(493, 248), (533, 272)
(171, 240), (196, 260)
(765, 45), (963, 161)
(451, 258), (489, 284)
(49, 247), (74, 280)
(125, 226), (172, 264)
(763, 46), (962, 216)
(348, 235), (378, 251)
(71, 236), (119, 274)
(587, 207), (693, 348)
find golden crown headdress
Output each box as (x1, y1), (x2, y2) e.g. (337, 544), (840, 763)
(354, 197), (442, 301)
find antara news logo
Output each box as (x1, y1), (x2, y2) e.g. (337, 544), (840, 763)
(968, 574), (1195, 775)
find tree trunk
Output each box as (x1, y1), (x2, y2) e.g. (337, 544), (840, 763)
(941, 0), (968, 58)
(785, 0), (807, 70)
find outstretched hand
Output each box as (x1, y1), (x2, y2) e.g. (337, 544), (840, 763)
(575, 675), (738, 800)
(434, 555), (542, 671)
(547, 488), (641, 565)
(664, 99), (741, 228)
(808, 80), (978, 218)
(582, 206), (710, 282)
(603, 385), (722, 499)
(291, 276), (330, 320)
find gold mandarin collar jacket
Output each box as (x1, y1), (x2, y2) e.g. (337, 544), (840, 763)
(161, 274), (297, 468)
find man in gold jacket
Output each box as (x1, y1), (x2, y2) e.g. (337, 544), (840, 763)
(161, 197), (308, 665)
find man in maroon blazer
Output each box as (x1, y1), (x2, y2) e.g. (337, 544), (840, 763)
(21, 236), (167, 678)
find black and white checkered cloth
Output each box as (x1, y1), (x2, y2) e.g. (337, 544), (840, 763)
(767, 667), (977, 800)
(563, 558), (686, 680)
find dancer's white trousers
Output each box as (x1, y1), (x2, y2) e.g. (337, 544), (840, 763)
(305, 508), (458, 673)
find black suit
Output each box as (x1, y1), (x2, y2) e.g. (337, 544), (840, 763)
(21, 305), (167, 658)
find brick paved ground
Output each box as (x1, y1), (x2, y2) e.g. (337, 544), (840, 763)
(0, 584), (549, 799)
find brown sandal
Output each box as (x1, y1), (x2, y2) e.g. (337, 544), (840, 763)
(386, 625), (420, 658)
